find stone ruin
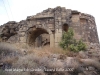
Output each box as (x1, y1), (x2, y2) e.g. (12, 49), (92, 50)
(0, 6), (99, 48)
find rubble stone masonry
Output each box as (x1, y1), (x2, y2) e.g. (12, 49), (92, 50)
(0, 6), (99, 48)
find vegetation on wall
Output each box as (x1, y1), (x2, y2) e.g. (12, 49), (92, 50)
(59, 28), (86, 52)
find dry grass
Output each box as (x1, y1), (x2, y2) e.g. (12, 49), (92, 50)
(27, 46), (67, 56)
(0, 42), (21, 57)
(13, 42), (76, 57)
(12, 54), (40, 68)
(14, 43), (29, 50)
(0, 42), (21, 70)
(0, 42), (100, 75)
(1, 56), (19, 64)
(42, 46), (66, 54)
(0, 42), (17, 52)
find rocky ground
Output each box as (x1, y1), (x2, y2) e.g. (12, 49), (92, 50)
(0, 42), (100, 75)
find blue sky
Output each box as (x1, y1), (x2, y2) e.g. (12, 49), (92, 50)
(0, 0), (100, 42)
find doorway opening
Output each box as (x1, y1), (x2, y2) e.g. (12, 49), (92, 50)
(27, 27), (50, 48)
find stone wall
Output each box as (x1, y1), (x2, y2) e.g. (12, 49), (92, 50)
(0, 6), (99, 48)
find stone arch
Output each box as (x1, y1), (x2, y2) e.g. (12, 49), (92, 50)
(62, 23), (69, 32)
(26, 26), (53, 47)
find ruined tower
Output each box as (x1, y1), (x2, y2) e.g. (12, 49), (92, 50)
(0, 6), (99, 48)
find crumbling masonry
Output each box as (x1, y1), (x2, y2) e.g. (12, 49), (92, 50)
(0, 6), (99, 48)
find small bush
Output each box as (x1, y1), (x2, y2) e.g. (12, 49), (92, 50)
(59, 28), (74, 49)
(69, 40), (86, 52)
(59, 28), (86, 52)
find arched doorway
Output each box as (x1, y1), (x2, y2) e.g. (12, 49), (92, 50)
(27, 27), (50, 48)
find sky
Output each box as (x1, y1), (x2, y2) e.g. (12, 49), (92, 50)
(0, 0), (100, 42)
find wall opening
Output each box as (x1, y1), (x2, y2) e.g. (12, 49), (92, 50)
(63, 23), (69, 32)
(27, 27), (50, 48)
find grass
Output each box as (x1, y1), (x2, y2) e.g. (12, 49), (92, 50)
(0, 42), (100, 75)
(0, 42), (20, 71)
(1, 56), (19, 64)
(0, 42), (20, 56)
(27, 46), (69, 56)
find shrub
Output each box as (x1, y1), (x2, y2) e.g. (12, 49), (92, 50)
(69, 40), (86, 52)
(59, 28), (74, 50)
(59, 28), (86, 52)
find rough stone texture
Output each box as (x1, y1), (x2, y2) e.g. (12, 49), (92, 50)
(0, 6), (99, 48)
